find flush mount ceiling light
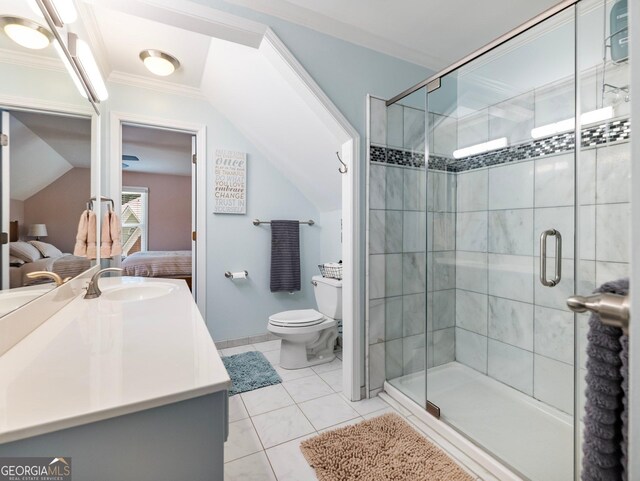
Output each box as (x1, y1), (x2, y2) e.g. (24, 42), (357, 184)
(139, 49), (180, 77)
(0, 16), (53, 50)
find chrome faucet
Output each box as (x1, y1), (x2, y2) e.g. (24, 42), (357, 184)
(84, 268), (123, 299)
(26, 271), (71, 287)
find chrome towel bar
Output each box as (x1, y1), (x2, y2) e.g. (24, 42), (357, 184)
(567, 293), (630, 334)
(252, 219), (315, 226)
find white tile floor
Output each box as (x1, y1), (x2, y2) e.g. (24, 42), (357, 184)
(222, 340), (482, 481)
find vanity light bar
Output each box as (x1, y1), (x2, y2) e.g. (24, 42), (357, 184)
(32, 0), (103, 113)
(30, 0), (78, 27)
(531, 106), (614, 139)
(53, 40), (86, 99)
(68, 32), (108, 102)
(452, 137), (508, 159)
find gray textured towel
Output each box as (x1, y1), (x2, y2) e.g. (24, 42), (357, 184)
(270, 220), (301, 292)
(620, 334), (629, 481)
(582, 278), (628, 481)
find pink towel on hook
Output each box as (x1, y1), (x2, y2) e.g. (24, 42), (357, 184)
(73, 210), (89, 256)
(86, 211), (97, 260)
(100, 211), (112, 258)
(110, 212), (122, 257)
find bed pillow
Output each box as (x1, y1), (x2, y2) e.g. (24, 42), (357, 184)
(29, 241), (63, 258)
(9, 241), (42, 263)
(9, 255), (25, 267)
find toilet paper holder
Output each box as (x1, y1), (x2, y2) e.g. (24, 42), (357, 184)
(225, 270), (249, 279)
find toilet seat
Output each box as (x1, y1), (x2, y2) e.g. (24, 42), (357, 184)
(268, 309), (324, 328)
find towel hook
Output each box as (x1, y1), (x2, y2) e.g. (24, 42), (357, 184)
(336, 152), (348, 174)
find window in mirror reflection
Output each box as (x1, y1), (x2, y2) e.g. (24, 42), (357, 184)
(121, 187), (148, 257)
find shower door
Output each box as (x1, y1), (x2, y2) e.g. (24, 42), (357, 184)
(421, 2), (631, 480)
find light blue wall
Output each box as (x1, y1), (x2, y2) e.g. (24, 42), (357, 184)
(103, 82), (329, 341)
(191, 0), (432, 140)
(189, 1), (432, 360)
(320, 209), (342, 262)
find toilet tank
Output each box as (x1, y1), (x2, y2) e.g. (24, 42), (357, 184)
(312, 275), (342, 320)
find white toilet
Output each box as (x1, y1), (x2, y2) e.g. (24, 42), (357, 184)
(267, 275), (341, 369)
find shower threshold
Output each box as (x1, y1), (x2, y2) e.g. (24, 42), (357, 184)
(386, 362), (573, 481)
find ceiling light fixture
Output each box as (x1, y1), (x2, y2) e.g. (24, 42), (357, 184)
(139, 49), (180, 77)
(453, 137), (508, 159)
(531, 106), (614, 139)
(0, 16), (53, 50)
(28, 0), (78, 25)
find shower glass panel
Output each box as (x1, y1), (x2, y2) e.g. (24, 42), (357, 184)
(425, 8), (577, 481)
(576, 0), (631, 475)
(378, 88), (428, 407)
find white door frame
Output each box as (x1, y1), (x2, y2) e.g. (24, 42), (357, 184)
(109, 111), (207, 317)
(261, 30), (363, 401)
(1, 110), (10, 290)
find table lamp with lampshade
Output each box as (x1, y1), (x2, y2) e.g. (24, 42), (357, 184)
(27, 224), (47, 241)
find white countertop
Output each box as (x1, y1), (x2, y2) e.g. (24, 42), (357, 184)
(0, 277), (230, 444)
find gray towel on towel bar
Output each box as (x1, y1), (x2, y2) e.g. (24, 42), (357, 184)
(582, 278), (628, 481)
(270, 220), (301, 293)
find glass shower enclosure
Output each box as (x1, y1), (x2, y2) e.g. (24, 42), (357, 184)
(369, 1), (631, 479)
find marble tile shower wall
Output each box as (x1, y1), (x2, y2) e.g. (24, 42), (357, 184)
(453, 141), (630, 415)
(368, 97), (457, 395)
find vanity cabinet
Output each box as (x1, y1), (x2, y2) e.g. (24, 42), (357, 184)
(0, 277), (230, 481)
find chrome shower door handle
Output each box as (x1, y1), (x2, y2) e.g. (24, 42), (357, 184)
(540, 229), (562, 287)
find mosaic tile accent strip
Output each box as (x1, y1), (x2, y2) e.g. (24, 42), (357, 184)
(370, 118), (630, 173)
(370, 145), (425, 168)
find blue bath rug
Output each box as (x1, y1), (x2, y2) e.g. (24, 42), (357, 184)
(222, 351), (282, 396)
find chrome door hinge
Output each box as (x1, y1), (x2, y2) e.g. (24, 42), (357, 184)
(192, 154), (197, 164)
(0, 134), (7, 147)
(426, 401), (441, 419)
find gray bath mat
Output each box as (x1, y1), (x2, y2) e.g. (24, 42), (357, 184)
(221, 351), (282, 395)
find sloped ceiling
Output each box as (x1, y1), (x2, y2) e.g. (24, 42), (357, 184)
(222, 0), (561, 70)
(11, 111), (91, 168)
(122, 125), (193, 176)
(9, 115), (74, 201)
(200, 37), (342, 211)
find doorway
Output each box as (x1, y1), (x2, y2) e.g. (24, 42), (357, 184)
(111, 115), (205, 307)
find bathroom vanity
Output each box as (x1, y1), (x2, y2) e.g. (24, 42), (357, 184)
(0, 277), (230, 481)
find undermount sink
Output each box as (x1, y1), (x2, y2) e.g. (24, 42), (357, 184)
(101, 283), (176, 302)
(0, 287), (55, 316)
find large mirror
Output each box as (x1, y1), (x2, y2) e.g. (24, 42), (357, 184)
(0, 0), (98, 316)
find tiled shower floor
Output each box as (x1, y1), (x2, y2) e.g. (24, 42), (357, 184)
(389, 362), (573, 481)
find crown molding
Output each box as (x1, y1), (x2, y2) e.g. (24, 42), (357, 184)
(107, 71), (205, 100)
(223, 0), (443, 69)
(86, 0), (265, 48)
(0, 48), (64, 73)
